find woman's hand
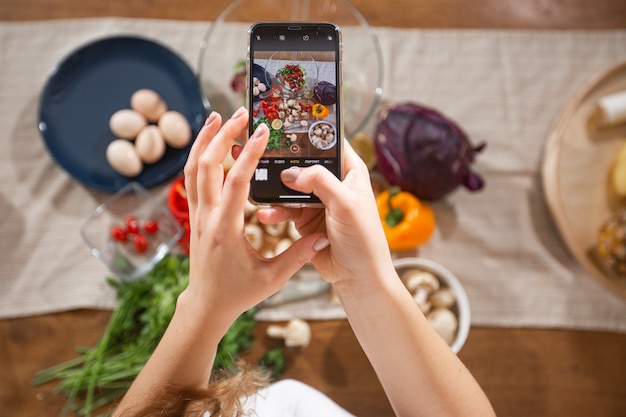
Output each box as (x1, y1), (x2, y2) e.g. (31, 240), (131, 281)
(182, 108), (329, 322)
(253, 139), (396, 294)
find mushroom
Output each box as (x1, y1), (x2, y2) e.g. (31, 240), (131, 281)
(402, 269), (440, 313)
(273, 238), (293, 256)
(427, 308), (458, 345)
(431, 288), (456, 309)
(267, 318), (311, 348)
(264, 222), (287, 237)
(287, 221), (301, 241)
(244, 224), (264, 251)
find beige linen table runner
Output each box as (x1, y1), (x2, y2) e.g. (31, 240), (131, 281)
(1, 18), (625, 332)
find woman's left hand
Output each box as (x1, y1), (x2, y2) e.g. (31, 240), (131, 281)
(181, 107), (329, 322)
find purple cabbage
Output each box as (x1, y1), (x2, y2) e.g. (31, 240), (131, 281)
(313, 81), (337, 105)
(374, 102), (485, 200)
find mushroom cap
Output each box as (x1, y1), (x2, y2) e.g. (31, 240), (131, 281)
(403, 269), (440, 293)
(266, 318), (312, 349)
(427, 308), (458, 345)
(284, 318), (311, 348)
(244, 223), (264, 251)
(431, 288), (456, 309)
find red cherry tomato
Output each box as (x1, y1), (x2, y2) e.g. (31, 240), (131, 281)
(143, 220), (159, 234)
(133, 233), (148, 254)
(125, 216), (139, 234)
(110, 225), (128, 242)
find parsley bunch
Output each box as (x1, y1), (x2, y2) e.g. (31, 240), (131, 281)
(32, 255), (269, 417)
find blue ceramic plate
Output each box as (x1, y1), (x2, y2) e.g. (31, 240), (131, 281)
(253, 63), (271, 102)
(38, 36), (207, 192)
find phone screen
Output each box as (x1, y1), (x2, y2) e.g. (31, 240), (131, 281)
(248, 22), (342, 206)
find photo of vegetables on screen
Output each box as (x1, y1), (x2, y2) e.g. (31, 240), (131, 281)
(251, 50), (338, 158)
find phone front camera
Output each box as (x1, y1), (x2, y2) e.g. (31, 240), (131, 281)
(303, 34), (310, 41)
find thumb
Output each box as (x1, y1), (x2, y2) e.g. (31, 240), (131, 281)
(281, 165), (342, 206)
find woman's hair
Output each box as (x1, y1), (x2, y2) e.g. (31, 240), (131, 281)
(119, 361), (270, 417)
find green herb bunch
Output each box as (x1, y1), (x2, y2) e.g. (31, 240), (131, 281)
(32, 255), (269, 417)
(253, 117), (289, 151)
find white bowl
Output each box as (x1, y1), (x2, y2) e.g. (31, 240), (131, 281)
(392, 257), (471, 354)
(308, 120), (337, 150)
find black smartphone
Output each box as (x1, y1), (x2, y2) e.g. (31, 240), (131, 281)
(247, 22), (343, 207)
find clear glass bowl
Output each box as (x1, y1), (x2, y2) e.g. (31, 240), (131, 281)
(197, 0), (384, 138)
(80, 182), (183, 281)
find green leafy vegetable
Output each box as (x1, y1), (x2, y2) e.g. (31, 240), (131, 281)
(32, 255), (263, 417)
(253, 117), (285, 151)
(259, 344), (286, 378)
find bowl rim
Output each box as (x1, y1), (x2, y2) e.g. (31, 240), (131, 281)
(308, 120), (337, 150)
(392, 257), (471, 354)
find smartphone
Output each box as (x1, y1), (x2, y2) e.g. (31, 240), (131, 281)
(247, 22), (343, 206)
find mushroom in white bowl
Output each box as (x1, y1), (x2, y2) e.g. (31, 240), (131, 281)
(393, 257), (471, 354)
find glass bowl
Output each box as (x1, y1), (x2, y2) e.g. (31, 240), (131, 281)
(392, 257), (471, 354)
(80, 182), (183, 281)
(197, 0), (384, 138)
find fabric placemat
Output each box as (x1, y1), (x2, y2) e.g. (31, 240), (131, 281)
(1, 18), (625, 332)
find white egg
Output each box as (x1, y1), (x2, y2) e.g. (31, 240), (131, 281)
(106, 139), (143, 177)
(109, 109), (147, 139)
(135, 125), (166, 164)
(158, 111), (192, 148)
(131, 89), (168, 122)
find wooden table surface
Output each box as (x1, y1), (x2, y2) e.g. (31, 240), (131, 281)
(2, 1), (626, 416)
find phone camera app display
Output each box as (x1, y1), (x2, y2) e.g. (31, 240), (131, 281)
(250, 26), (340, 205)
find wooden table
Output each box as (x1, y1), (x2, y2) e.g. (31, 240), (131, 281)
(2, 1), (626, 416)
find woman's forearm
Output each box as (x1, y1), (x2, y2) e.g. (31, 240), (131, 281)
(334, 273), (495, 417)
(113, 289), (234, 416)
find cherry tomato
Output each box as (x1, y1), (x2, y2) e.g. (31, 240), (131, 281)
(143, 219), (159, 234)
(133, 233), (148, 254)
(125, 216), (139, 234)
(110, 225), (128, 242)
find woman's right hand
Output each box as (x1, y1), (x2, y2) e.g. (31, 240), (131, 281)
(256, 139), (397, 294)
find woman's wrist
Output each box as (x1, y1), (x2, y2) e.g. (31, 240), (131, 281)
(175, 287), (237, 339)
(331, 260), (400, 303)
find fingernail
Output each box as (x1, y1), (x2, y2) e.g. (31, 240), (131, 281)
(231, 106), (247, 120)
(313, 236), (330, 252)
(204, 111), (218, 126)
(249, 122), (268, 141)
(281, 167), (300, 182)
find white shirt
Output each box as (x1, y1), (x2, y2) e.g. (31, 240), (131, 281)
(204, 379), (355, 417)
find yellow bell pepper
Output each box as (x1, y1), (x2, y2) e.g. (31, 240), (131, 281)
(312, 103), (329, 118)
(376, 187), (435, 251)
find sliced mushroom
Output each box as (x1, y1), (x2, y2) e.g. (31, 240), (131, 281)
(264, 222), (287, 237)
(244, 224), (264, 251)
